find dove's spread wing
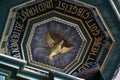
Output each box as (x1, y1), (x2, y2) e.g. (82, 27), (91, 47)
(59, 47), (73, 54)
(46, 32), (55, 48)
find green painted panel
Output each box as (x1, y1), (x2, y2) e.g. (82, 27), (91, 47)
(0, 0), (120, 80)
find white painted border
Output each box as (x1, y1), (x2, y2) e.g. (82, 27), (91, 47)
(109, 0), (120, 22)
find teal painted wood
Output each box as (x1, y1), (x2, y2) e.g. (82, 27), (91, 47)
(80, 0), (120, 80)
(0, 0), (119, 80)
(0, 54), (82, 80)
(0, 0), (28, 39)
(0, 75), (5, 80)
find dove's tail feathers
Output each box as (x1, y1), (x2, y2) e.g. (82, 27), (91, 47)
(59, 47), (73, 54)
(47, 55), (53, 60)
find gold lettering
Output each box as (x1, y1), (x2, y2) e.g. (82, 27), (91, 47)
(56, 1), (65, 10)
(22, 10), (30, 18)
(38, 3), (45, 12)
(10, 35), (20, 53)
(42, 0), (53, 10)
(20, 10), (29, 22)
(86, 55), (94, 62)
(66, 4), (73, 13)
(78, 62), (93, 71)
(20, 12), (28, 22)
(84, 62), (93, 68)
(61, 2), (66, 10)
(86, 18), (93, 24)
(78, 66), (87, 71)
(93, 29), (100, 36)
(13, 53), (21, 58)
(71, 6), (78, 14)
(9, 0), (54, 56)
(56, 1), (87, 18)
(94, 36), (103, 47)
(38, 0), (53, 11)
(77, 8), (85, 17)
(31, 5), (39, 14)
(64, 3), (69, 12)
(11, 31), (21, 40)
(18, 15), (26, 22)
(26, 8), (34, 16)
(90, 36), (103, 55)
(11, 44), (19, 53)
(90, 52), (97, 56)
(14, 22), (23, 32)
(10, 30), (21, 54)
(19, 0), (53, 22)
(83, 12), (91, 19)
(85, 18), (100, 36)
